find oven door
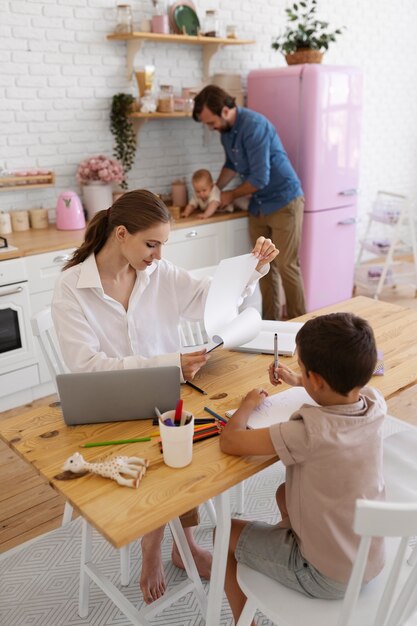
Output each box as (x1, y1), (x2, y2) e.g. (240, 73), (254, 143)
(0, 281), (35, 374)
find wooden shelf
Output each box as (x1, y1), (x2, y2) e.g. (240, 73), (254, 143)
(128, 111), (192, 137)
(129, 111), (192, 119)
(107, 31), (255, 81)
(0, 172), (55, 192)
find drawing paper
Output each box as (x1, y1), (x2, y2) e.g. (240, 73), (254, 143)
(225, 386), (317, 429)
(204, 253), (262, 349)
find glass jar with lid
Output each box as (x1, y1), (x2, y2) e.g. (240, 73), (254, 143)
(157, 85), (174, 113)
(115, 4), (133, 34)
(204, 10), (219, 37)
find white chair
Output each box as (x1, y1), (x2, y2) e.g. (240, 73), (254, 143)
(31, 307), (132, 584)
(236, 499), (417, 626)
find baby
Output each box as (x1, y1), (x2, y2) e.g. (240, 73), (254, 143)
(181, 169), (232, 219)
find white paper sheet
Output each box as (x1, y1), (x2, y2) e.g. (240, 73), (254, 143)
(204, 254), (262, 349)
(233, 321), (304, 356)
(225, 387), (318, 429)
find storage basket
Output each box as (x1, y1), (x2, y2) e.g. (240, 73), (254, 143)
(285, 49), (323, 65)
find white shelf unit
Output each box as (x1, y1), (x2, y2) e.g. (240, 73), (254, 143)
(355, 191), (417, 299)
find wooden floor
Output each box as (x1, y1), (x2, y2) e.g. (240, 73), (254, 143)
(1, 285), (417, 553)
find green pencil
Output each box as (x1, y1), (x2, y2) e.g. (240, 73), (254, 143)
(80, 437), (152, 448)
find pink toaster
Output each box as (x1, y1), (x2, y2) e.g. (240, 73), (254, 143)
(56, 190), (86, 230)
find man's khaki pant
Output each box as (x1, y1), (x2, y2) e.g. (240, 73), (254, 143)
(249, 196), (306, 320)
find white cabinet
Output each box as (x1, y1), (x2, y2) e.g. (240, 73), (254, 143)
(225, 217), (252, 257)
(25, 248), (75, 390)
(165, 217), (250, 269)
(165, 221), (227, 269)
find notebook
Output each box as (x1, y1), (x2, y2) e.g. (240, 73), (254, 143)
(56, 366), (180, 426)
(225, 387), (317, 428)
(232, 321), (304, 356)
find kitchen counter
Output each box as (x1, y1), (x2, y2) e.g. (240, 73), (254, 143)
(0, 210), (248, 260)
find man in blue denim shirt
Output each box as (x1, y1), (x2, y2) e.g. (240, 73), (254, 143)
(193, 85), (306, 319)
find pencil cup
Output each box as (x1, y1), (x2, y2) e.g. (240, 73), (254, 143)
(159, 411), (194, 468)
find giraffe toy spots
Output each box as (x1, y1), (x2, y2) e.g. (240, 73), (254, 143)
(62, 452), (149, 488)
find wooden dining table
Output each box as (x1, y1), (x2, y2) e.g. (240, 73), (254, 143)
(1, 295), (417, 625)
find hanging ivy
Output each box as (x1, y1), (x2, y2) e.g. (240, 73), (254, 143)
(110, 93), (137, 190)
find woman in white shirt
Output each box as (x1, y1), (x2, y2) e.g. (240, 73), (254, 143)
(52, 189), (278, 604)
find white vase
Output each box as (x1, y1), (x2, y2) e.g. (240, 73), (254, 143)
(82, 182), (113, 220)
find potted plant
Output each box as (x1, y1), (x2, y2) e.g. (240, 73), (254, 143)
(271, 0), (345, 65)
(110, 93), (137, 190)
(77, 155), (125, 219)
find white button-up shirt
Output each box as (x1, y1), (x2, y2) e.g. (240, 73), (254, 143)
(52, 254), (265, 377)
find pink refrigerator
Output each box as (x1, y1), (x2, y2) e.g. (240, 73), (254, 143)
(247, 65), (362, 312)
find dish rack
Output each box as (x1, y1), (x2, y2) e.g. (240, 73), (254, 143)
(0, 170), (55, 191)
(354, 191), (417, 299)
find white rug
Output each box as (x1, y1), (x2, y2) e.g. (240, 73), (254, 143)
(0, 415), (412, 626)
(0, 462), (286, 626)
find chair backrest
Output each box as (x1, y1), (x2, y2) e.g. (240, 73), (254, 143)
(30, 307), (67, 391)
(339, 499), (417, 626)
(179, 265), (217, 349)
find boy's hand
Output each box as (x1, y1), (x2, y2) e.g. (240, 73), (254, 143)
(268, 362), (302, 387)
(240, 388), (269, 411)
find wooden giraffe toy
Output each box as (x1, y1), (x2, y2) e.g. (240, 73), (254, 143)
(62, 452), (149, 488)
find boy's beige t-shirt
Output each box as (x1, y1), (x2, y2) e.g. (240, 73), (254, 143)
(269, 386), (386, 584)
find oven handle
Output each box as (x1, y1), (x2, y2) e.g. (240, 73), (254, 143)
(0, 285), (23, 297)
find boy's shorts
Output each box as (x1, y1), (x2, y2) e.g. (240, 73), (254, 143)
(235, 522), (347, 600)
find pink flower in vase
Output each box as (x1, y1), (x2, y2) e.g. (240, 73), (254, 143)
(77, 155), (124, 185)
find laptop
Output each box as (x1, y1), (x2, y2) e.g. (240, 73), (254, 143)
(56, 366), (180, 426)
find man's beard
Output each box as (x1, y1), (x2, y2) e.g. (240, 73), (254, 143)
(219, 121), (232, 133)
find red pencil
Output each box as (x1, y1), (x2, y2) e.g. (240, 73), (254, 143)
(174, 398), (183, 425)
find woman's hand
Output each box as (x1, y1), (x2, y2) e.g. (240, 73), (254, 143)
(180, 349), (210, 380)
(268, 362), (302, 387)
(252, 236), (279, 272)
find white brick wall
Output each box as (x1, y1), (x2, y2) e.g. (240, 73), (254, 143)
(1, 0), (417, 241)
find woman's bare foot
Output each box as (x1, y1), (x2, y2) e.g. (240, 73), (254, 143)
(171, 527), (212, 580)
(140, 527), (166, 604)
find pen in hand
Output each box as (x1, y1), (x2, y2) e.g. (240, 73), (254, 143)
(274, 332), (279, 381)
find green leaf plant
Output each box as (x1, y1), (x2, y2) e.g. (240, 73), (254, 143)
(271, 0), (345, 55)
(110, 93), (137, 190)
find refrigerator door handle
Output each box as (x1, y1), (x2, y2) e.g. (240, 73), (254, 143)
(337, 217), (357, 226)
(338, 189), (358, 196)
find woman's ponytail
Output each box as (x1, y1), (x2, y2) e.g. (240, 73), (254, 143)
(63, 209), (110, 270)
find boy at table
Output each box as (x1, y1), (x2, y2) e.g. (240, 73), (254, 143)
(220, 312), (386, 623)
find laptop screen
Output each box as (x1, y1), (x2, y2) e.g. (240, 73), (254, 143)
(56, 366), (180, 425)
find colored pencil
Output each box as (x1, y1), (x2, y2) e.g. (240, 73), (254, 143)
(204, 406), (228, 424)
(152, 418), (216, 426)
(80, 437), (152, 448)
(149, 423), (213, 438)
(174, 399), (183, 425)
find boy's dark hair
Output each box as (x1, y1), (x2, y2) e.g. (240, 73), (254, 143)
(296, 312), (377, 395)
(192, 85), (236, 121)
